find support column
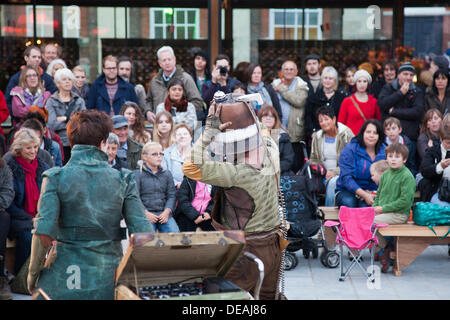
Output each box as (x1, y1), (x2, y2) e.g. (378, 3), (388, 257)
(392, 0), (404, 56)
(208, 0), (221, 69)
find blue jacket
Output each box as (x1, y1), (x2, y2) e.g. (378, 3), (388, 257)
(5, 69), (57, 113)
(336, 138), (386, 194)
(87, 74), (138, 115)
(4, 153), (50, 236)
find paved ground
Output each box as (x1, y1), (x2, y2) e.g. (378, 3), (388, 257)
(12, 244), (450, 300)
(284, 244), (450, 300)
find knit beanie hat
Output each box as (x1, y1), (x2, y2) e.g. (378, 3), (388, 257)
(353, 69), (372, 84)
(398, 62), (416, 74)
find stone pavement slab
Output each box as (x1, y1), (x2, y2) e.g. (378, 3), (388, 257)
(284, 245), (450, 300)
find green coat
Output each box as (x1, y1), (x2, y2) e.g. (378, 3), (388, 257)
(34, 144), (153, 300)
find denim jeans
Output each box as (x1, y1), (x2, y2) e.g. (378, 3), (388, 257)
(430, 193), (450, 207)
(335, 190), (369, 208)
(325, 176), (339, 206)
(14, 230), (32, 274)
(150, 216), (180, 233)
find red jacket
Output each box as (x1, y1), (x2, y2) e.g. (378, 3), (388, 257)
(0, 90), (10, 137)
(338, 94), (381, 135)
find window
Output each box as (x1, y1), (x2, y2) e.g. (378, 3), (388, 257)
(270, 9), (322, 40)
(26, 5), (54, 37)
(150, 8), (199, 39)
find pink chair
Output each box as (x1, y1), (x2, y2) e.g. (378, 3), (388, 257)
(324, 206), (388, 281)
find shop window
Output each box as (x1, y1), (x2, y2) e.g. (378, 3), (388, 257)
(270, 9), (322, 40)
(150, 8), (199, 39)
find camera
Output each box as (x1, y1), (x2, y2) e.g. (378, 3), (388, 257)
(219, 66), (228, 76)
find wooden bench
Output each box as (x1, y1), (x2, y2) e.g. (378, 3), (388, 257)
(319, 206), (450, 276)
(379, 222), (450, 276)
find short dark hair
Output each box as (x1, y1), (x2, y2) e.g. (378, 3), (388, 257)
(22, 111), (46, 128)
(24, 46), (40, 57)
(21, 119), (44, 138)
(214, 54), (231, 66)
(383, 60), (397, 72)
(316, 106), (336, 120)
(231, 81), (246, 93)
(355, 119), (384, 154)
(67, 110), (113, 148)
(385, 143), (409, 161)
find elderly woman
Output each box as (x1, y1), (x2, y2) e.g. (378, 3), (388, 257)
(46, 58), (67, 79)
(163, 123), (193, 189)
(335, 119), (386, 208)
(46, 68), (86, 164)
(310, 106), (354, 206)
(10, 66), (51, 128)
(0, 154), (14, 299)
(305, 66), (348, 139)
(4, 128), (49, 275)
(247, 63), (282, 117)
(28, 110), (153, 299)
(338, 69), (381, 135)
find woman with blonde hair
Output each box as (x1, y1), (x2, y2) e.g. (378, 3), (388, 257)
(10, 66), (51, 128)
(257, 105), (294, 175)
(163, 123), (193, 189)
(5, 128), (50, 275)
(305, 66), (348, 139)
(119, 101), (151, 145)
(152, 110), (175, 150)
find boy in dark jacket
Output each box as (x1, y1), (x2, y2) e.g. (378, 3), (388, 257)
(176, 176), (216, 232)
(134, 142), (179, 233)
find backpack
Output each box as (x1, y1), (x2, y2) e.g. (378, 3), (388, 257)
(297, 162), (327, 195)
(413, 202), (450, 239)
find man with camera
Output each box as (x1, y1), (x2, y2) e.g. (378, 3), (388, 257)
(201, 54), (240, 119)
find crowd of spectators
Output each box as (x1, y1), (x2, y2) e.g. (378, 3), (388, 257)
(0, 42), (450, 299)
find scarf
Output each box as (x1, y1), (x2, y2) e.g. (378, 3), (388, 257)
(247, 82), (273, 113)
(15, 155), (39, 217)
(23, 88), (46, 108)
(164, 96), (188, 113)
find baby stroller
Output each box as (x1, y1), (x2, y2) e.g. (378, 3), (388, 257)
(281, 142), (339, 270)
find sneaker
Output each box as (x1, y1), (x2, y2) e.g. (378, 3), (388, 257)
(0, 276), (13, 300)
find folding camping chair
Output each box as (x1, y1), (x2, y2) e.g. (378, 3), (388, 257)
(324, 206), (388, 282)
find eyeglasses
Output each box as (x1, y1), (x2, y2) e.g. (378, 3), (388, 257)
(26, 74), (38, 78)
(104, 67), (117, 71)
(144, 152), (164, 157)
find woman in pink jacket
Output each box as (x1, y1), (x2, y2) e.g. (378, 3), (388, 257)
(10, 66), (51, 129)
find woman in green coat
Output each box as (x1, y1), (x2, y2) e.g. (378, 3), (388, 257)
(28, 110), (153, 300)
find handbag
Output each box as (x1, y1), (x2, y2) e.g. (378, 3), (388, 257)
(350, 96), (367, 122)
(438, 178), (450, 203)
(413, 202), (450, 239)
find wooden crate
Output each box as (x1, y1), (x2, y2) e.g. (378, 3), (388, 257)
(115, 230), (252, 300)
